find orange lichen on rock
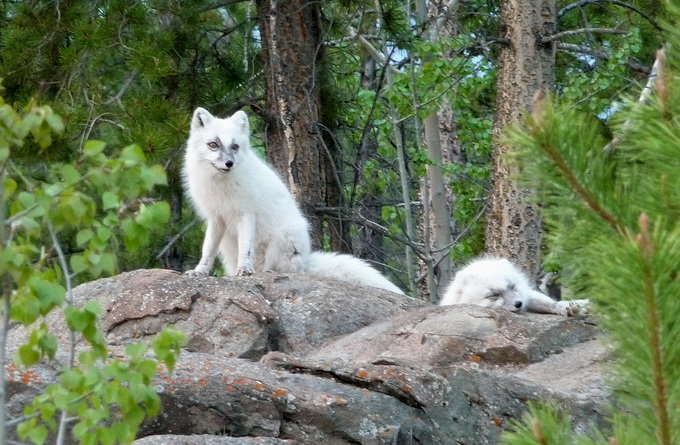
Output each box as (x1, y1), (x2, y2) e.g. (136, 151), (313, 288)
(272, 388), (288, 399)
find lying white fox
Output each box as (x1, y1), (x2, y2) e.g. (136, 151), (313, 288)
(439, 256), (588, 316)
(182, 107), (403, 295)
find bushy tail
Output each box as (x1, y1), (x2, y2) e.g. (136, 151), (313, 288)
(306, 252), (405, 295)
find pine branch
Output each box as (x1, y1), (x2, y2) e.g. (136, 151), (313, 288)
(636, 213), (672, 445)
(541, 141), (621, 233)
(531, 418), (548, 445)
(531, 92), (623, 234)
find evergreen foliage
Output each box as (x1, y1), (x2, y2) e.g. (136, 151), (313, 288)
(502, 3), (679, 443)
(0, 0), (660, 283)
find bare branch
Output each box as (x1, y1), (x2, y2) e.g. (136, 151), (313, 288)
(604, 47), (665, 151)
(156, 219), (198, 261)
(316, 206), (427, 261)
(347, 26), (402, 74)
(47, 221), (76, 445)
(104, 72), (136, 106)
(542, 27), (626, 43)
(557, 42), (650, 74)
(558, 0), (662, 30)
(195, 0), (247, 13)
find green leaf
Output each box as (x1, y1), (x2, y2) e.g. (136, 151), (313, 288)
(17, 418), (38, 440)
(125, 343), (147, 360)
(102, 191), (119, 210)
(121, 219), (147, 252)
(64, 307), (89, 332)
(99, 253), (116, 275)
(18, 191), (35, 208)
(136, 202), (170, 227)
(39, 331), (58, 360)
(17, 344), (40, 367)
(44, 182), (65, 197)
(137, 359), (158, 381)
(3, 177), (17, 199)
(83, 140), (107, 158)
(120, 144), (146, 164)
(83, 300), (102, 316)
(140, 164), (167, 188)
(70, 254), (87, 274)
(29, 277), (66, 313)
(61, 369), (85, 390)
(96, 226), (112, 242)
(76, 229), (93, 247)
(11, 289), (42, 325)
(59, 164), (81, 183)
(45, 111), (64, 133)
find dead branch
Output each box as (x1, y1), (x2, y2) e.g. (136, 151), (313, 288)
(558, 0), (662, 30)
(542, 27), (626, 43)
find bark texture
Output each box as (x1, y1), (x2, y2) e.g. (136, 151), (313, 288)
(257, 0), (326, 248)
(485, 0), (557, 280)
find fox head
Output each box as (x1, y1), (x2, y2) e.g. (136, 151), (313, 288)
(448, 258), (530, 312)
(188, 108), (250, 172)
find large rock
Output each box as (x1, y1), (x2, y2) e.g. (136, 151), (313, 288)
(142, 351), (434, 444)
(303, 304), (599, 367)
(262, 274), (422, 355)
(6, 270), (609, 444)
(262, 305), (607, 444)
(8, 269), (422, 362)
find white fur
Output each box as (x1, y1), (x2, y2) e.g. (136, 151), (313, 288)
(439, 256), (588, 316)
(183, 108), (404, 295)
(307, 252), (405, 295)
(183, 108), (310, 276)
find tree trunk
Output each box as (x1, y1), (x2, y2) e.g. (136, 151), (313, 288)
(257, 0), (325, 248)
(415, 0), (458, 301)
(485, 0), (556, 280)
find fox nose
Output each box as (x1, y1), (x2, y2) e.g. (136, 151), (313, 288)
(225, 160), (234, 169)
(514, 300), (523, 309)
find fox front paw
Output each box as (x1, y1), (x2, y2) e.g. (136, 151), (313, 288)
(236, 266), (254, 276)
(185, 265), (211, 276)
(556, 299), (589, 316)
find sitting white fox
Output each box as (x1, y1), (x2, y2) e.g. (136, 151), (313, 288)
(439, 256), (588, 316)
(183, 108), (310, 276)
(182, 107), (403, 295)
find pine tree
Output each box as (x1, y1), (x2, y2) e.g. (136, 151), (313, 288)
(501, 3), (679, 444)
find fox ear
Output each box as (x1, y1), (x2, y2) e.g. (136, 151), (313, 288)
(192, 107), (214, 130)
(231, 110), (249, 134)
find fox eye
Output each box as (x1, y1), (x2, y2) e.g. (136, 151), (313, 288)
(207, 141), (220, 150)
(231, 143), (240, 151)
(486, 290), (502, 300)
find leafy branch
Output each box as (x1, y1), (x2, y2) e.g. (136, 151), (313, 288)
(0, 93), (185, 444)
